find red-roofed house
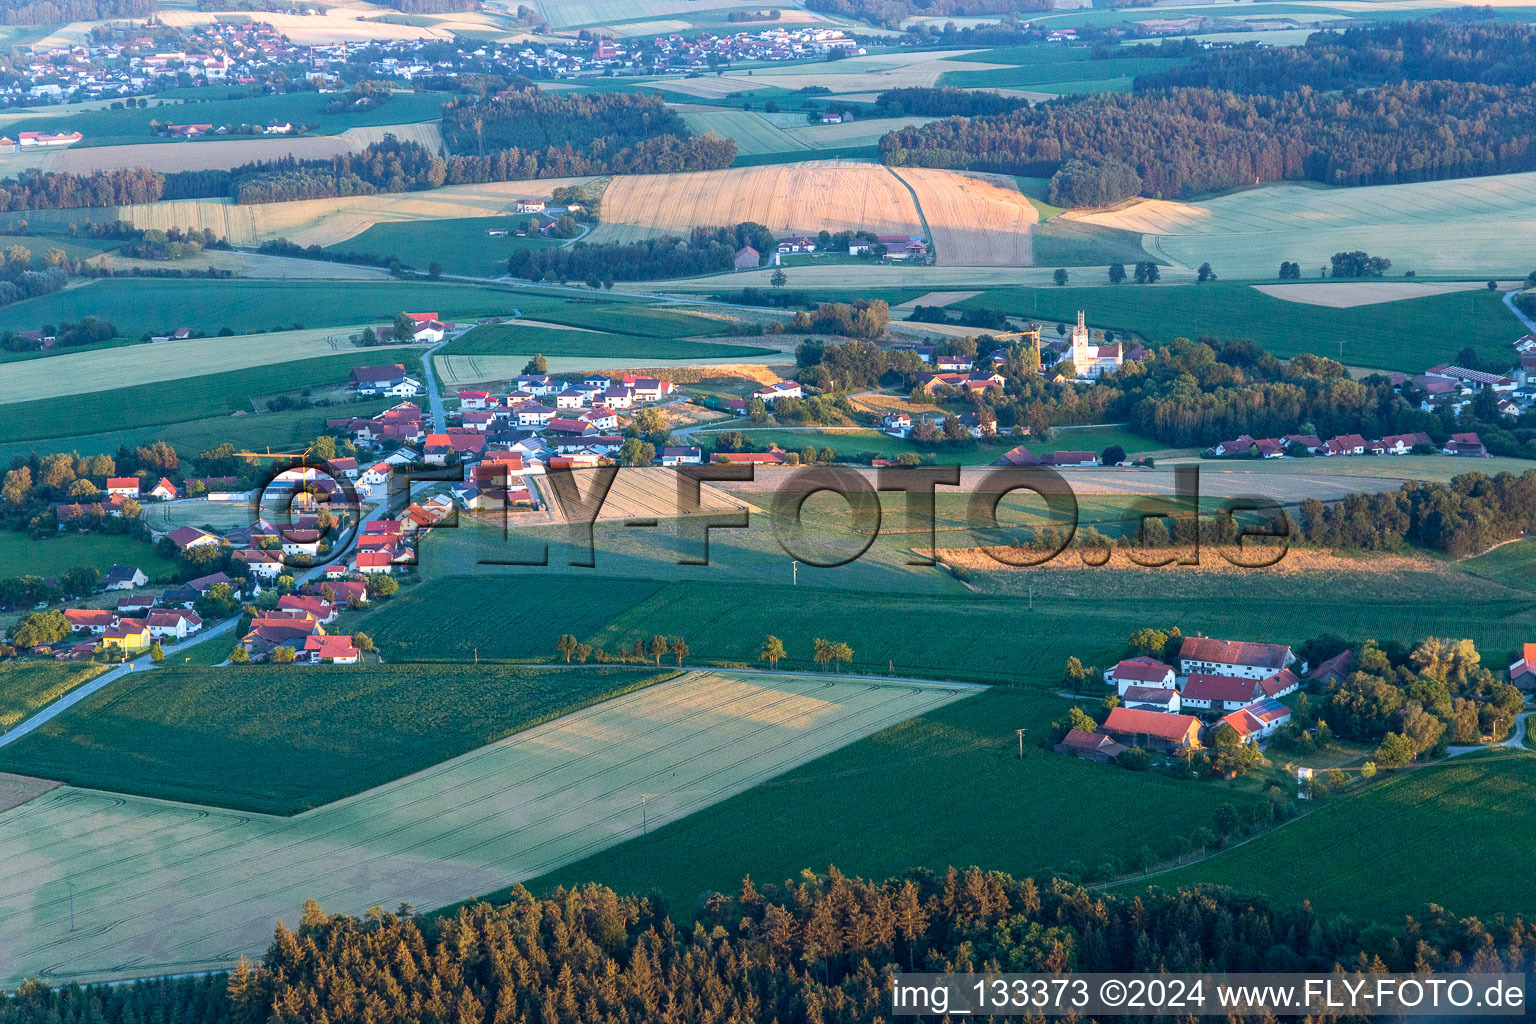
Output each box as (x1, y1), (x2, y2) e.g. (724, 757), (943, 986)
(106, 477), (140, 498)
(64, 609), (115, 634)
(147, 477), (177, 500)
(1179, 673), (1266, 713)
(1178, 636), (1297, 679)
(1510, 643), (1536, 690)
(355, 550), (394, 574)
(279, 594), (337, 624)
(304, 634), (359, 664)
(1101, 707), (1202, 751)
(1104, 657), (1176, 691)
(145, 609), (203, 639)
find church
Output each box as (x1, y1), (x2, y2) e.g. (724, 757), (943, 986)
(1065, 310), (1122, 379)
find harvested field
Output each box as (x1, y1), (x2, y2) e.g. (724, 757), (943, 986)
(893, 168), (1037, 266)
(1071, 171), (1536, 277)
(1251, 280), (1511, 307)
(538, 0), (826, 29)
(892, 290), (982, 311)
(48, 137), (347, 175)
(546, 466), (759, 525)
(679, 110), (806, 156)
(781, 115), (939, 148)
(657, 50), (1008, 99)
(85, 249), (392, 279)
(0, 327), (385, 405)
(337, 121), (445, 153)
(0, 774), (57, 815)
(0, 671), (966, 986)
(109, 177), (596, 247)
(152, 8), (450, 41)
(590, 162), (923, 245)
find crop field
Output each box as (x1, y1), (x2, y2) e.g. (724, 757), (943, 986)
(680, 110), (809, 156)
(0, 532), (176, 579)
(657, 50), (1011, 100)
(324, 216), (563, 277)
(1142, 753), (1536, 922)
(46, 136), (350, 174)
(591, 162), (924, 244)
(956, 281), (1524, 369)
(0, 279), (528, 337)
(537, 0), (819, 29)
(698, 424), (1164, 464)
(0, 663), (106, 731)
(525, 686), (1265, 912)
(1251, 280), (1501, 307)
(937, 47), (1190, 94)
(1073, 171), (1536, 277)
(636, 263), (1194, 292)
(0, 671), (965, 986)
(439, 324), (776, 367)
(0, 328), (381, 406)
(0, 90), (448, 149)
(1460, 540), (1536, 591)
(780, 115), (941, 149)
(0, 351), (394, 443)
(894, 168), (1037, 266)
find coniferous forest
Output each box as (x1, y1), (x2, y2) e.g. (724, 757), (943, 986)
(3, 872), (1532, 1024)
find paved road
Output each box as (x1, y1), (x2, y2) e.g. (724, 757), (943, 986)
(1448, 705), (1531, 757)
(1505, 288), (1536, 334)
(416, 339), (449, 432)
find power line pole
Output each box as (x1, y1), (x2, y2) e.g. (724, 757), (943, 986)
(641, 794), (647, 835)
(67, 881), (75, 932)
(1016, 729), (1025, 759)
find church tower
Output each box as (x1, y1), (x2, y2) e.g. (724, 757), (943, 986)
(1070, 310), (1089, 373)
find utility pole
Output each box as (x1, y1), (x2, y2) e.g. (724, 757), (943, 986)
(1016, 729), (1025, 759)
(641, 795), (647, 835)
(67, 881), (75, 932)
(792, 560), (798, 586)
(1028, 584), (1033, 611)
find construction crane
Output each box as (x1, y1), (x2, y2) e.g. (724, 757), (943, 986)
(232, 446), (335, 515)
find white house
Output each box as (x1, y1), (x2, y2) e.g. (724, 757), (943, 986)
(146, 609), (203, 639)
(660, 446), (703, 467)
(752, 380), (804, 404)
(1105, 657), (1176, 693)
(1177, 636), (1297, 680)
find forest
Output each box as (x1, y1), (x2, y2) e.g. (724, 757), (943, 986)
(1296, 470), (1536, 558)
(3, 873), (1531, 1024)
(875, 85), (1032, 117)
(506, 222), (776, 284)
(442, 90), (693, 157)
(1139, 18), (1536, 94)
(0, 167), (165, 213)
(0, 0), (149, 24)
(879, 80), (1536, 198)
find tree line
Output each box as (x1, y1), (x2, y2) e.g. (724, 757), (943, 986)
(5, 870), (1531, 1024)
(0, 0), (150, 25)
(507, 222), (777, 284)
(878, 80), (1536, 200)
(0, 166), (166, 213)
(1296, 469), (1536, 558)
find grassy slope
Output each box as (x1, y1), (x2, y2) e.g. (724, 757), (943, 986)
(0, 531), (177, 578)
(0, 351), (393, 442)
(521, 687), (1264, 911)
(0, 663), (675, 814)
(699, 424), (1162, 463)
(325, 217), (564, 278)
(961, 283), (1524, 369)
(443, 323), (774, 359)
(1138, 753), (1536, 922)
(0, 662), (105, 730)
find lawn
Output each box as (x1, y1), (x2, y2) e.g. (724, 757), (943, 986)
(1139, 752), (1536, 922)
(519, 687), (1266, 912)
(0, 663), (676, 814)
(443, 323), (775, 360)
(0, 351), (391, 443)
(325, 217), (564, 278)
(0, 531), (176, 579)
(0, 89), (448, 146)
(0, 661), (105, 730)
(0, 279), (529, 338)
(960, 282), (1524, 370)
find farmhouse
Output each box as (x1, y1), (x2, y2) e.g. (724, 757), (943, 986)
(1509, 644), (1536, 691)
(1218, 698), (1292, 743)
(64, 608), (115, 634)
(1443, 432), (1488, 457)
(1101, 707), (1202, 752)
(1039, 451), (1098, 467)
(751, 380), (804, 404)
(145, 610), (203, 639)
(304, 634), (359, 664)
(660, 446), (703, 467)
(101, 618), (152, 655)
(351, 365), (421, 398)
(1121, 685), (1181, 713)
(1179, 673), (1268, 713)
(776, 236), (815, 254)
(1105, 657), (1176, 692)
(1178, 636), (1297, 679)
(1054, 729), (1127, 763)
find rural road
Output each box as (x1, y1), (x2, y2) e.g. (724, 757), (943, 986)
(1448, 705), (1531, 757)
(1504, 288), (1536, 334)
(417, 339), (449, 432)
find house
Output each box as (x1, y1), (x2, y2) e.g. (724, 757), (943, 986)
(115, 594), (155, 614)
(1509, 643), (1536, 690)
(1039, 451), (1098, 467)
(751, 380), (804, 404)
(241, 611), (321, 659)
(582, 407), (619, 431)
(64, 608), (115, 634)
(1120, 685), (1182, 713)
(877, 235), (928, 260)
(1308, 649), (1355, 687)
(147, 477), (177, 500)
(992, 445), (1041, 467)
(882, 412), (912, 437)
(1424, 364), (1517, 393)
(515, 198), (546, 214)
(1324, 433), (1368, 457)
(165, 525), (221, 552)
(1054, 728), (1127, 763)
(660, 446), (703, 467)
(935, 355), (973, 372)
(1218, 697), (1292, 743)
(623, 376), (674, 402)
(355, 550), (395, 574)
(516, 374), (556, 395)
(106, 477), (140, 498)
(734, 245), (760, 270)
(1101, 707), (1202, 752)
(819, 112), (842, 124)
(103, 565), (147, 590)
(234, 548), (285, 580)
(351, 364), (420, 398)
(305, 579), (368, 607)
(160, 572), (235, 608)
(712, 447), (787, 465)
(775, 236), (815, 254)
(1283, 434), (1324, 454)
(1178, 636), (1297, 679)
(1179, 673), (1267, 713)
(101, 618), (152, 655)
(1377, 431), (1432, 455)
(1443, 432), (1488, 457)
(1105, 657), (1176, 692)
(304, 633), (359, 664)
(145, 609), (203, 639)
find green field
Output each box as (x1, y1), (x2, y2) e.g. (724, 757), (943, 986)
(1460, 540), (1536, 592)
(961, 282), (1524, 370)
(0, 89), (448, 147)
(0, 662), (105, 730)
(698, 424), (1164, 464)
(522, 687), (1266, 911)
(0, 397), (392, 464)
(938, 47), (1189, 94)
(0, 351), (392, 443)
(444, 322), (774, 360)
(325, 217), (564, 278)
(1141, 752), (1536, 922)
(0, 531), (176, 579)
(1032, 218), (1162, 267)
(0, 663), (676, 814)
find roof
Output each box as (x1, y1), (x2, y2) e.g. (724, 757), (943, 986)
(1121, 685), (1178, 705)
(166, 525), (217, 548)
(1179, 636), (1292, 670)
(1309, 649), (1354, 680)
(106, 477), (139, 490)
(1060, 728), (1125, 755)
(1102, 707), (1201, 742)
(1182, 673), (1261, 703)
(64, 609), (114, 627)
(1259, 668), (1300, 697)
(1111, 658), (1174, 683)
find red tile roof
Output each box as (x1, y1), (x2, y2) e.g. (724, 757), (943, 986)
(1179, 636), (1292, 670)
(1111, 658), (1174, 683)
(1182, 673), (1262, 704)
(1103, 707), (1201, 743)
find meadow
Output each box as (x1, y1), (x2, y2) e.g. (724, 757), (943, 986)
(695, 424), (1164, 464)
(0, 351), (393, 443)
(1078, 171), (1536, 278)
(937, 46), (1190, 95)
(0, 672), (960, 987)
(522, 686), (1266, 912)
(1460, 540), (1536, 591)
(324, 216), (564, 278)
(0, 89), (447, 147)
(0, 531), (176, 579)
(958, 281), (1524, 369)
(0, 662), (105, 730)
(1141, 752), (1536, 922)
(443, 322), (774, 360)
(0, 663), (675, 814)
